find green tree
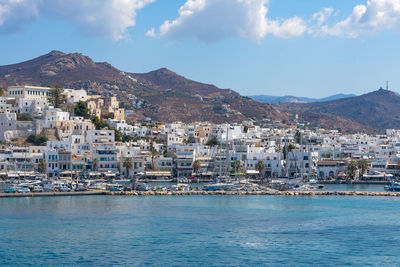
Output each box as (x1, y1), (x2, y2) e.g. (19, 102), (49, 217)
(123, 158), (133, 178)
(255, 160), (266, 180)
(114, 129), (122, 142)
(233, 160), (241, 175)
(347, 160), (359, 179)
(38, 158), (47, 174)
(282, 144), (295, 160)
(91, 116), (110, 129)
(74, 101), (89, 118)
(17, 113), (32, 121)
(357, 159), (369, 178)
(321, 153), (332, 159)
(295, 130), (301, 144)
(243, 126), (249, 133)
(193, 160), (201, 175)
(92, 158), (99, 171)
(0, 88), (3, 96)
(48, 84), (66, 108)
(206, 136), (219, 146)
(27, 134), (47, 146)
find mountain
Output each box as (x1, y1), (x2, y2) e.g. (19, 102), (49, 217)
(275, 89), (400, 132)
(249, 93), (357, 104)
(0, 51), (287, 124)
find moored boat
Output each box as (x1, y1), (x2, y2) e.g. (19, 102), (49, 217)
(384, 182), (400, 192)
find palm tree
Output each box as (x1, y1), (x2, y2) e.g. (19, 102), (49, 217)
(151, 148), (159, 170)
(233, 160), (241, 176)
(193, 160), (201, 176)
(240, 162), (247, 178)
(123, 158), (133, 179)
(255, 160), (266, 180)
(92, 158), (99, 171)
(38, 158), (47, 174)
(347, 160), (358, 179)
(357, 159), (369, 179)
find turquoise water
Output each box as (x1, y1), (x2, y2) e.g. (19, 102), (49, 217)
(1, 196), (400, 266)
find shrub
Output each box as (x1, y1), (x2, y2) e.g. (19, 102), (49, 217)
(27, 134), (48, 146)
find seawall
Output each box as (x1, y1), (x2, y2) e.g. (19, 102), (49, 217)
(1, 190), (399, 198)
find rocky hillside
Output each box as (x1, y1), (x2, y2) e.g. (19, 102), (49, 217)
(0, 51), (287, 124)
(276, 89), (400, 132)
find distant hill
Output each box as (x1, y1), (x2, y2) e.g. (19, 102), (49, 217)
(275, 89), (400, 132)
(2, 51), (397, 133)
(249, 93), (357, 103)
(0, 51), (287, 124)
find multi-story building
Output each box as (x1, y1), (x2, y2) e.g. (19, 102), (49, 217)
(175, 151), (194, 178)
(63, 89), (87, 103)
(92, 145), (118, 172)
(0, 113), (17, 142)
(7, 86), (50, 101)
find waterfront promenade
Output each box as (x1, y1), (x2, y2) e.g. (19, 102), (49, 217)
(1, 190), (400, 198)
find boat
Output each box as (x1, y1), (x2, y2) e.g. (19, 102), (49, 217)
(308, 179), (317, 185)
(17, 187), (31, 193)
(170, 183), (191, 192)
(384, 182), (400, 192)
(134, 183), (149, 191)
(32, 185), (44, 192)
(202, 183), (237, 191)
(108, 184), (123, 191)
(3, 188), (17, 193)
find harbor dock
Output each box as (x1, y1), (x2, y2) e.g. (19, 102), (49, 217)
(2, 190), (400, 198)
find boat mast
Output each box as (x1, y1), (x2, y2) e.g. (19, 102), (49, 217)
(300, 124), (303, 182)
(285, 135), (288, 177)
(226, 126), (229, 178)
(219, 128), (222, 180)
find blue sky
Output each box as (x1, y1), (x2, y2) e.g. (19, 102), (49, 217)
(0, 0), (399, 97)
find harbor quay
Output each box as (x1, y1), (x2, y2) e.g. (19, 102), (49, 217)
(2, 190), (400, 198)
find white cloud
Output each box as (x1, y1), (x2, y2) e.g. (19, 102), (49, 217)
(146, 27), (156, 37)
(3, 0), (400, 42)
(156, 0), (307, 42)
(321, 0), (400, 37)
(0, 0), (39, 34)
(311, 8), (334, 27)
(268, 17), (307, 38)
(0, 0), (154, 40)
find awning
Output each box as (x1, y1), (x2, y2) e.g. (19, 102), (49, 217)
(195, 171), (214, 176)
(11, 171), (35, 177)
(145, 171), (172, 177)
(246, 170), (260, 175)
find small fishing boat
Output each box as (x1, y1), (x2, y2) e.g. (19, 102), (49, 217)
(384, 182), (400, 192)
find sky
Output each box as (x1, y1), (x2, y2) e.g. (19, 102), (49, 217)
(0, 0), (400, 98)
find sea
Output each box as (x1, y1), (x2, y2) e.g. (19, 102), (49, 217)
(1, 194), (400, 266)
